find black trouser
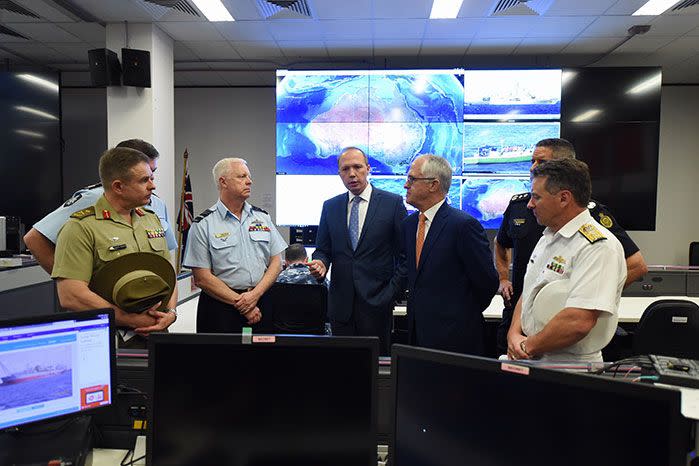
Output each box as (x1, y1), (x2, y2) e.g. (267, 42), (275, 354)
(331, 290), (392, 356)
(496, 306), (514, 355)
(197, 291), (269, 334)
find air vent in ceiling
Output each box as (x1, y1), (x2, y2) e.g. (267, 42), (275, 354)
(0, 24), (28, 39)
(490, 0), (553, 16)
(0, 0), (40, 18)
(256, 0), (312, 19)
(672, 0), (699, 10)
(143, 0), (200, 17)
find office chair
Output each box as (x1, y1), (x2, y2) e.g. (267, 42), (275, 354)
(633, 299), (699, 359)
(690, 242), (699, 266)
(259, 283), (328, 335)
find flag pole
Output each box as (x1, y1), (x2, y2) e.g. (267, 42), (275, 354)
(176, 148), (189, 274)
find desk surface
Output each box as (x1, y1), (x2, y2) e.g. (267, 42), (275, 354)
(393, 295), (699, 323)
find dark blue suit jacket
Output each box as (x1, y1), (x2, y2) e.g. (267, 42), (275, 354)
(313, 186), (407, 323)
(403, 202), (498, 355)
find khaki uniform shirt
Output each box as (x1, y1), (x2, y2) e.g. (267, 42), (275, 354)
(52, 195), (170, 283)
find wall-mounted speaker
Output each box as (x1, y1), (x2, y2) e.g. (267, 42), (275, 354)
(87, 48), (121, 87)
(122, 48), (151, 88)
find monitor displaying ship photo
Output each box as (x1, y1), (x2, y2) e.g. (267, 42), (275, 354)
(464, 69), (562, 120)
(462, 122), (560, 175)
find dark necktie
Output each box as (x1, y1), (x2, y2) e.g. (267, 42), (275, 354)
(349, 196), (361, 250)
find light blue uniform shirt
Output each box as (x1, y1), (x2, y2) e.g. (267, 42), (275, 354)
(183, 199), (287, 289)
(33, 185), (177, 251)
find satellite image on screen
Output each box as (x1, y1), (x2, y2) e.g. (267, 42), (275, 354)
(371, 176), (461, 213)
(460, 176), (531, 230)
(276, 71), (465, 176)
(464, 69), (562, 120)
(463, 122), (560, 174)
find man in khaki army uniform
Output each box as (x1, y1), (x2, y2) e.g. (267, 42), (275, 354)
(507, 158), (626, 363)
(52, 147), (177, 337)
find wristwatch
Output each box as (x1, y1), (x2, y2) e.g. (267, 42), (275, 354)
(519, 340), (531, 357)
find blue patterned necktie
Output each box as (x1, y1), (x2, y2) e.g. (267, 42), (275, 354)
(349, 196), (361, 250)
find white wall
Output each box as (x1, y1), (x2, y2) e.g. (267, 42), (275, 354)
(629, 85), (699, 265)
(174, 88), (278, 229)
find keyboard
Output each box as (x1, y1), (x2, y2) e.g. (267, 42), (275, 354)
(650, 355), (699, 389)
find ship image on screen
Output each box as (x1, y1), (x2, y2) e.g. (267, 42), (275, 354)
(463, 122), (560, 174)
(461, 176), (531, 230)
(464, 69), (561, 120)
(0, 345), (72, 410)
(277, 70), (465, 176)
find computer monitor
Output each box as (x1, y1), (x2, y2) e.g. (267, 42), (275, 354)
(147, 334), (378, 466)
(390, 345), (690, 466)
(0, 309), (115, 430)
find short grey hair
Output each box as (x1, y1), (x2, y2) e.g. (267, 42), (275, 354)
(213, 157), (247, 189)
(420, 154), (452, 196)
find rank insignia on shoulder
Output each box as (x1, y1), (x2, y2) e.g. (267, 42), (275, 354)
(251, 205), (269, 215)
(70, 206), (95, 220)
(146, 228), (165, 239)
(194, 209), (215, 223)
(599, 214), (613, 228)
(578, 223), (607, 244)
(510, 193), (530, 202)
(63, 192), (83, 208)
(102, 210), (111, 220)
(513, 218), (526, 226)
(134, 208), (145, 217)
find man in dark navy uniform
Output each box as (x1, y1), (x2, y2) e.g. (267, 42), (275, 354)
(494, 138), (648, 354)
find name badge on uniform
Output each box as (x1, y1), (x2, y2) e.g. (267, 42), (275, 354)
(249, 221), (270, 232)
(214, 232), (230, 241)
(146, 228), (165, 239)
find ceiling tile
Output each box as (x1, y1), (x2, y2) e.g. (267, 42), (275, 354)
(581, 16), (654, 37)
(312, 0), (372, 19)
(646, 15), (699, 36)
(69, 0), (153, 21)
(561, 36), (624, 54)
(175, 71), (228, 86)
(319, 20), (373, 40)
(217, 70), (268, 86)
(0, 26), (31, 42)
(13, 0), (76, 21)
(158, 21), (224, 41)
(689, 26), (699, 36)
(515, 37), (570, 54)
(207, 61), (252, 70)
(45, 43), (91, 62)
(476, 17), (533, 38)
(374, 0), (430, 19)
(1, 43), (70, 62)
(423, 19), (482, 39)
(214, 21), (271, 41)
(231, 40), (285, 61)
(372, 19), (426, 39)
(419, 39), (470, 56)
(373, 39), (420, 56)
(173, 42), (199, 60)
(56, 23), (105, 42)
(324, 40), (372, 57)
(184, 41), (241, 60)
(525, 16), (596, 37)
(278, 41), (329, 59)
(0, 10), (42, 22)
(467, 38), (520, 54)
(268, 20), (324, 41)
(458, 1), (493, 16)
(612, 35), (676, 54)
(545, 0), (618, 16)
(6, 22), (81, 42)
(604, 0), (653, 15)
(647, 37), (699, 65)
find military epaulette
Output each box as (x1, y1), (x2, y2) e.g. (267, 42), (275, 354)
(83, 182), (102, 190)
(510, 192), (531, 203)
(578, 223), (607, 244)
(70, 206), (95, 220)
(193, 209), (215, 223)
(251, 205), (269, 215)
(587, 200), (614, 229)
(141, 205), (155, 214)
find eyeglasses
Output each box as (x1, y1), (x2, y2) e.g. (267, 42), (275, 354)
(405, 175), (436, 185)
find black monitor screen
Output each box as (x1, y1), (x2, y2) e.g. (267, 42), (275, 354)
(0, 310), (115, 429)
(391, 345), (689, 466)
(148, 334), (378, 466)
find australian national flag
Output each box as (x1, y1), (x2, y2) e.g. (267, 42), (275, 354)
(177, 172), (194, 265)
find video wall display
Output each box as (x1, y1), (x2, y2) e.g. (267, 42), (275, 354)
(277, 69), (563, 229)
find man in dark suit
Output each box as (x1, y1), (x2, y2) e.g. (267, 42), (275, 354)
(308, 147), (407, 354)
(402, 154), (498, 355)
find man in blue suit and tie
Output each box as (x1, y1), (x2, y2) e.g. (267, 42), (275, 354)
(403, 154), (498, 355)
(308, 147), (407, 354)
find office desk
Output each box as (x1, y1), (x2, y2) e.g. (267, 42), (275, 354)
(91, 436), (145, 465)
(394, 295), (699, 323)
